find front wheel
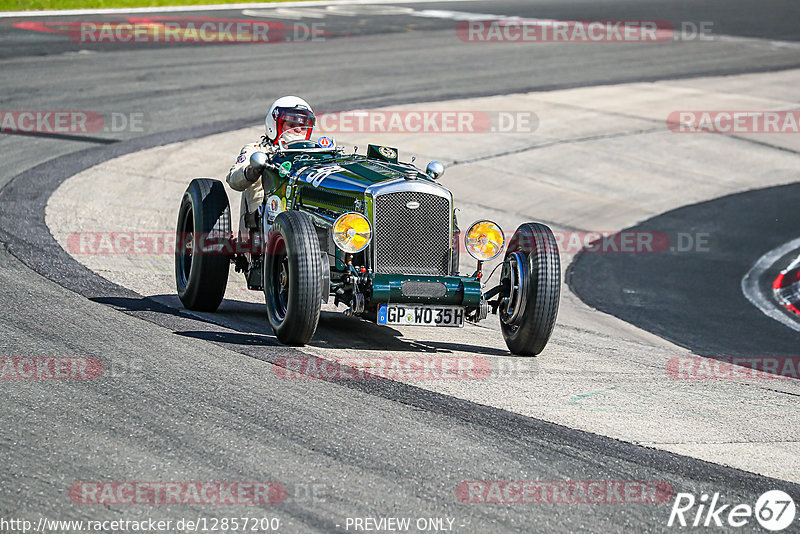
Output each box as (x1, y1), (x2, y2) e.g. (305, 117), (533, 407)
(264, 211), (324, 345)
(175, 178), (231, 311)
(500, 223), (561, 355)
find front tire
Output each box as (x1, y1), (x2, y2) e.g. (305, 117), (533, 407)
(175, 179), (231, 312)
(500, 223), (561, 355)
(264, 211), (324, 345)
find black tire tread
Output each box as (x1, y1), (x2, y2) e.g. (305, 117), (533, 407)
(266, 211), (323, 345)
(175, 178), (231, 312)
(501, 223), (561, 355)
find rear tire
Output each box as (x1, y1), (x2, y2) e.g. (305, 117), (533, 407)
(500, 223), (560, 355)
(175, 179), (231, 312)
(264, 211), (324, 345)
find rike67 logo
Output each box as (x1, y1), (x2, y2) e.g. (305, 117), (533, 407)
(668, 490), (796, 531)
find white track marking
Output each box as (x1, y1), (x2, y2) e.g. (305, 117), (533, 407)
(787, 254), (800, 272)
(409, 9), (521, 21)
(715, 33), (800, 51)
(0, 0), (481, 18)
(245, 6), (521, 20)
(242, 7), (800, 50)
(5, 1), (800, 51)
(244, 5), (415, 19)
(741, 237), (800, 333)
(246, 7), (329, 19)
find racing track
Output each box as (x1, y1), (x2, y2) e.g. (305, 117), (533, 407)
(1, 1), (800, 532)
(570, 182), (800, 361)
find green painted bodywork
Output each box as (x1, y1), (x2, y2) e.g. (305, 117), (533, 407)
(262, 143), (480, 309)
(272, 151), (428, 215)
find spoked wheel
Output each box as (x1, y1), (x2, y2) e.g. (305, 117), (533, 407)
(500, 251), (529, 327)
(267, 238), (291, 323)
(175, 179), (231, 312)
(176, 206), (194, 290)
(500, 223), (561, 356)
(264, 211), (324, 345)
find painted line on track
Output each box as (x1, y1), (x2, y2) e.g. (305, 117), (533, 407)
(0, 0), (480, 18)
(6, 1), (800, 52)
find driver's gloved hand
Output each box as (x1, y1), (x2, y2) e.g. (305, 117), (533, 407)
(244, 165), (260, 183)
(245, 151), (269, 183)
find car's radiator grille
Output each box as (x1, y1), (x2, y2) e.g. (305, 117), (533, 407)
(373, 191), (451, 276)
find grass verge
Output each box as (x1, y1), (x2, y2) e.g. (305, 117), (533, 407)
(2, 0), (325, 12)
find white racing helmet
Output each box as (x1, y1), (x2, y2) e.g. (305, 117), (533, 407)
(265, 96), (315, 144)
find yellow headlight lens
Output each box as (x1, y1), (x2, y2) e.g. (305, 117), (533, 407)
(465, 220), (505, 261)
(333, 212), (372, 253)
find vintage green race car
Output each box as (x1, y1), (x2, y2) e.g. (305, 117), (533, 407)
(175, 136), (560, 355)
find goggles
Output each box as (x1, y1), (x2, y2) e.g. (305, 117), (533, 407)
(275, 108), (316, 141)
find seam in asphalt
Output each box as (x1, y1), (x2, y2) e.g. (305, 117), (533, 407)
(449, 127), (664, 167)
(728, 135), (800, 156)
(0, 130), (120, 144)
(449, 103), (800, 168)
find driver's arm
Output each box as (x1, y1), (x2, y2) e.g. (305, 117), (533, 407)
(226, 144), (261, 192)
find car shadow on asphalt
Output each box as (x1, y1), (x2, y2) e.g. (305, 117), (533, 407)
(103, 294), (512, 357)
(312, 311), (512, 357)
(173, 330), (281, 347)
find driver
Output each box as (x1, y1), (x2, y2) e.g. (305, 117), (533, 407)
(226, 96), (316, 219)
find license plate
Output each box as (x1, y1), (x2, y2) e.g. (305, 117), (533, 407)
(377, 305), (464, 327)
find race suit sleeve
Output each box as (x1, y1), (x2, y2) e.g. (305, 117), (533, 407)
(225, 143), (259, 192)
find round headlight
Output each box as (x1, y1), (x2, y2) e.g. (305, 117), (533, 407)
(465, 220), (505, 261)
(333, 212), (372, 253)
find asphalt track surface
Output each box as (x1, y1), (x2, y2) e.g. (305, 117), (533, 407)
(2, 1), (800, 532)
(570, 182), (800, 363)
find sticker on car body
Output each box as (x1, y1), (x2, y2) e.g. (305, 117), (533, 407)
(378, 146), (397, 159)
(304, 165), (345, 187)
(266, 195), (283, 217)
